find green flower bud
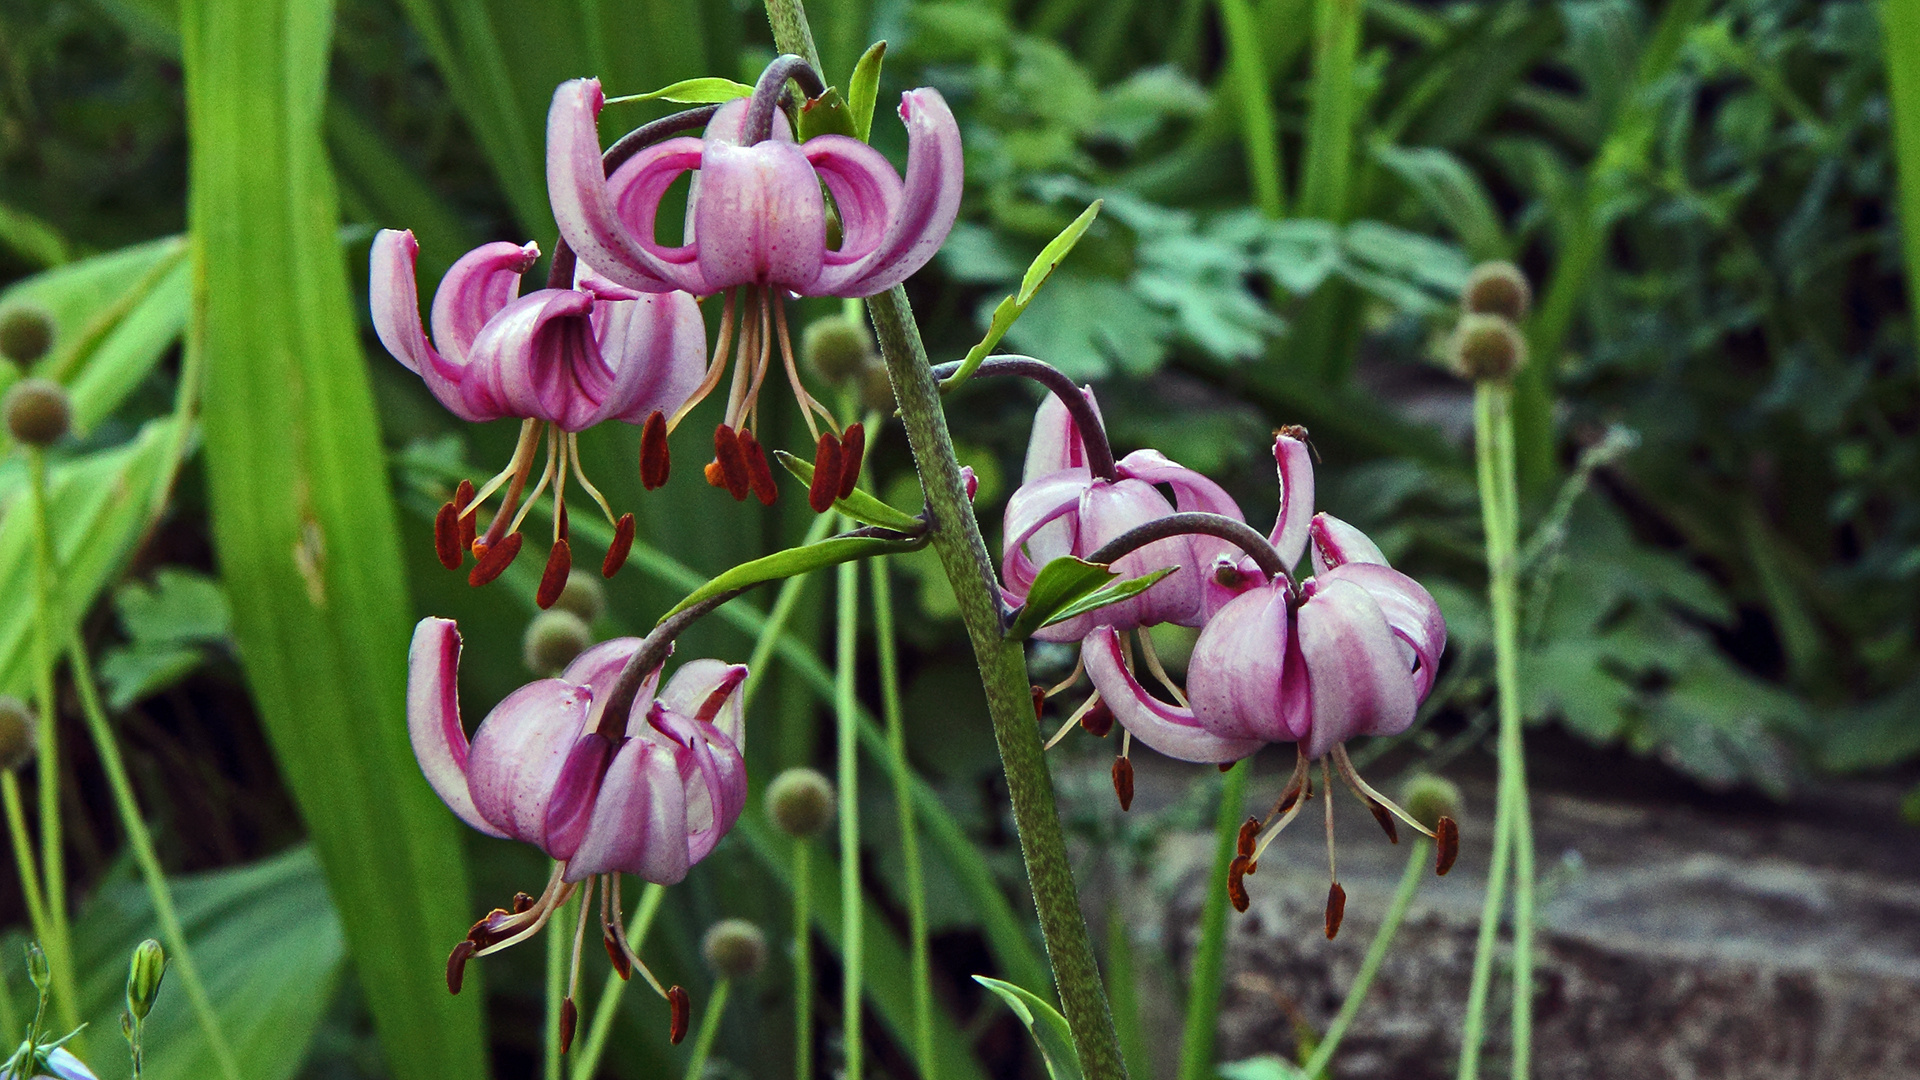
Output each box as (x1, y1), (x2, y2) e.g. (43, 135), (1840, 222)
(1447, 314), (1528, 382)
(701, 918), (767, 980)
(0, 696), (34, 773)
(765, 767), (835, 839)
(126, 939), (167, 1021)
(0, 303), (55, 364)
(26, 941), (50, 992)
(552, 571), (606, 624)
(858, 363), (894, 414)
(4, 378), (71, 447)
(801, 316), (875, 385)
(523, 610), (594, 675)
(1400, 774), (1464, 833)
(1462, 261), (1532, 322)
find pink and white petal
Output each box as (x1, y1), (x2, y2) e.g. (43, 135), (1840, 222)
(540, 733), (616, 860)
(1199, 553), (1270, 622)
(1117, 449), (1245, 521)
(1323, 562), (1446, 699)
(430, 240), (540, 366)
(1270, 433), (1316, 571)
(650, 705), (746, 864)
(406, 618), (503, 838)
(1083, 626), (1262, 764)
(1309, 513), (1388, 575)
(466, 678), (594, 844)
(1187, 584), (1296, 743)
(587, 291), (710, 426)
(692, 141), (828, 293)
(825, 88), (964, 297)
(1021, 386), (1101, 481)
(605, 138), (709, 285)
(466, 289), (602, 428)
(1296, 578), (1418, 759)
(566, 738), (691, 884)
(370, 231), (494, 422)
(1001, 469), (1094, 596)
(1082, 479), (1198, 629)
(657, 659), (750, 749)
(805, 135), (905, 269)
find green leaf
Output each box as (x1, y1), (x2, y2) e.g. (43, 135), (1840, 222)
(771, 450), (925, 531)
(941, 201), (1102, 390)
(99, 570), (233, 709)
(1371, 144), (1509, 261)
(1006, 557), (1115, 640)
(797, 86), (858, 141)
(847, 41), (888, 142)
(972, 976), (1083, 1080)
(1041, 567), (1176, 629)
(662, 532), (927, 621)
(180, 0), (487, 1076)
(606, 76), (754, 105)
(1217, 1056), (1311, 1080)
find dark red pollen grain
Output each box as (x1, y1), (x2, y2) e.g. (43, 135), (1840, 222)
(1237, 817), (1260, 858)
(738, 429), (778, 505)
(454, 479), (477, 548)
(434, 502), (463, 570)
(808, 431), (842, 513)
(1435, 816), (1460, 876)
(713, 424), (751, 500)
(537, 539), (572, 609)
(1369, 801), (1400, 844)
(1111, 757), (1135, 812)
(1325, 881), (1347, 939)
(1080, 698), (1114, 737)
(446, 940), (477, 994)
(837, 423), (866, 498)
(604, 928), (633, 980)
(604, 513), (636, 577)
(511, 891), (536, 913)
(640, 410), (671, 490)
(668, 986), (691, 1044)
(560, 997), (578, 1054)
(468, 532), (524, 586)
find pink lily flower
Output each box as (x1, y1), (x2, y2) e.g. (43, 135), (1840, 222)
(371, 229), (709, 604)
(409, 617), (744, 1038)
(1081, 430), (1455, 934)
(1003, 388), (1249, 643)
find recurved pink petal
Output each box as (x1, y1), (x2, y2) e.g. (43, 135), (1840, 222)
(1118, 449), (1244, 521)
(466, 678), (593, 847)
(657, 659), (750, 749)
(586, 290), (709, 426)
(406, 618), (504, 838)
(1296, 577), (1418, 759)
(1323, 562), (1446, 699)
(820, 88), (964, 297)
(1083, 626), (1261, 764)
(1001, 468), (1093, 597)
(1021, 386), (1102, 481)
(805, 135), (905, 271)
(1270, 432), (1316, 571)
(541, 732), (616, 860)
(1309, 513), (1387, 575)
(560, 637), (663, 738)
(465, 288), (604, 430)
(1198, 552), (1269, 621)
(1187, 582), (1302, 743)
(566, 738), (690, 884)
(692, 141), (827, 292)
(430, 240), (540, 366)
(648, 703), (746, 863)
(371, 231), (492, 422)
(1078, 478), (1198, 631)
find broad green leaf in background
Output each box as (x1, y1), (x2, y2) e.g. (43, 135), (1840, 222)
(973, 976), (1083, 1080)
(1371, 143), (1510, 261)
(0, 200), (72, 268)
(179, 1), (487, 1078)
(98, 569), (232, 709)
(1217, 1055), (1310, 1080)
(1882, 0), (1920, 365)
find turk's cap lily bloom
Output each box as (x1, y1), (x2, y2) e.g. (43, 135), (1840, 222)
(408, 617), (746, 884)
(549, 78), (963, 299)
(1003, 389), (1248, 641)
(371, 229), (708, 431)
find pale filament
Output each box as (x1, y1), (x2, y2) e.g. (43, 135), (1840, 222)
(667, 290), (738, 433)
(568, 874), (595, 1004)
(508, 424), (561, 537)
(1043, 655), (1086, 699)
(1330, 744), (1437, 839)
(773, 296), (836, 439)
(469, 419), (546, 547)
(550, 429), (571, 544)
(568, 433), (619, 525)
(474, 864), (574, 958)
(1249, 750), (1314, 865)
(1044, 690), (1103, 751)
(1136, 630), (1189, 707)
(721, 286), (759, 430)
(1322, 758), (1337, 882)
(742, 290), (776, 431)
(607, 874), (671, 1000)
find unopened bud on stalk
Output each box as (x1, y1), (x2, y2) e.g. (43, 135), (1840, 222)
(701, 918), (767, 980)
(4, 378), (71, 446)
(801, 316), (875, 386)
(552, 571), (606, 624)
(1462, 261), (1532, 322)
(26, 941), (51, 992)
(126, 939), (166, 1021)
(858, 363), (894, 414)
(522, 610), (594, 675)
(765, 767), (835, 839)
(0, 303), (54, 364)
(0, 696), (34, 772)
(1400, 774), (1463, 833)
(1447, 314), (1527, 382)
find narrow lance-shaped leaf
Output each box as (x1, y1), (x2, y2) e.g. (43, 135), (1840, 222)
(941, 201), (1102, 391)
(662, 532), (927, 621)
(847, 41), (887, 142)
(605, 76), (754, 105)
(773, 450), (925, 531)
(973, 977), (1084, 1080)
(1041, 567), (1176, 629)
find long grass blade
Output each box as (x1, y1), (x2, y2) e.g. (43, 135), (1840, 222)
(1883, 0), (1920, 370)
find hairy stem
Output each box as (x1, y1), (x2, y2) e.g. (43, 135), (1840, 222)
(1303, 838), (1430, 1078)
(1177, 760), (1249, 1080)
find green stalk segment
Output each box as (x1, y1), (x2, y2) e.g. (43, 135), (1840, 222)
(872, 558), (936, 1079)
(25, 450), (77, 1040)
(835, 557), (863, 1080)
(1177, 760), (1249, 1080)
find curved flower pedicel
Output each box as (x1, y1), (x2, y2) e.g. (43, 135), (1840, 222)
(372, 230), (708, 605)
(547, 58), (963, 509)
(1083, 430), (1456, 937)
(409, 617), (747, 1044)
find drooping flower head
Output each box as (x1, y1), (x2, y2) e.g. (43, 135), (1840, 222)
(371, 230), (708, 604)
(546, 58), (963, 508)
(1082, 430), (1456, 935)
(409, 617), (745, 1043)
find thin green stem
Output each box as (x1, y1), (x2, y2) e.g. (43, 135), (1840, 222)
(1296, 0), (1362, 222)
(65, 638), (240, 1080)
(570, 883), (666, 1080)
(1303, 839), (1430, 1078)
(872, 558), (935, 1080)
(1886, 0), (1920, 377)
(2, 773), (50, 964)
(835, 555), (863, 1080)
(793, 840), (814, 1080)
(682, 978), (731, 1080)
(546, 893), (572, 1080)
(1177, 759), (1249, 1080)
(25, 449), (77, 1041)
(1216, 0), (1284, 217)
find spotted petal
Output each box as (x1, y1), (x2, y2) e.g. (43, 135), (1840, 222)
(566, 737), (690, 883)
(465, 677), (593, 849)
(814, 89), (964, 297)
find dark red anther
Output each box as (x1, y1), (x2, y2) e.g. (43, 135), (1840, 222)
(808, 431), (843, 513)
(1435, 816), (1460, 876)
(712, 424), (750, 500)
(469, 532), (524, 586)
(1236, 817), (1260, 858)
(640, 410), (671, 490)
(537, 539), (572, 609)
(668, 986), (691, 1044)
(1081, 698), (1114, 737)
(1218, 762), (1235, 773)
(455, 479), (477, 552)
(1112, 757), (1135, 812)
(603, 513), (636, 577)
(446, 940), (477, 994)
(560, 996), (578, 1054)
(1227, 855), (1253, 913)
(1277, 786), (1302, 815)
(434, 501), (464, 570)
(1031, 684), (1046, 721)
(1368, 800), (1399, 844)
(466, 909), (509, 948)
(738, 428), (778, 505)
(604, 926), (633, 981)
(837, 423), (865, 499)
(1325, 881), (1347, 940)
(511, 891), (536, 914)
(558, 502), (570, 542)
